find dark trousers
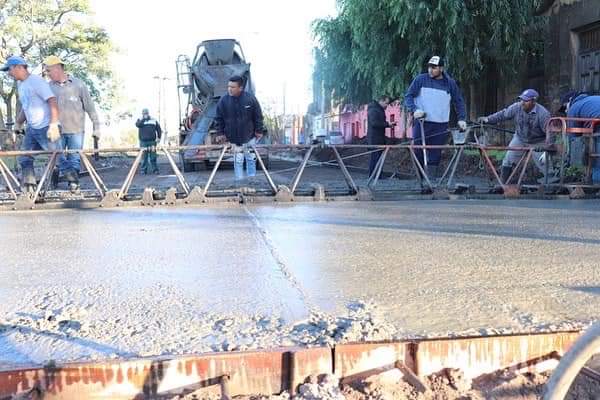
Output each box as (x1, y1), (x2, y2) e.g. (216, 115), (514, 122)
(412, 121), (449, 167)
(368, 135), (385, 176)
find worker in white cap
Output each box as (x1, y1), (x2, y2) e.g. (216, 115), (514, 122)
(44, 55), (101, 192)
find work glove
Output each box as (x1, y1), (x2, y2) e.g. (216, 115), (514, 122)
(214, 134), (227, 144)
(533, 144), (555, 153)
(477, 116), (489, 124)
(458, 120), (467, 131)
(47, 123), (61, 142)
(413, 109), (426, 119)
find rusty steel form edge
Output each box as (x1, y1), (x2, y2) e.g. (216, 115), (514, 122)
(0, 330), (582, 399)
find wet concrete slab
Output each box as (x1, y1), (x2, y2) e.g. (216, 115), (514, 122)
(1, 200), (599, 366)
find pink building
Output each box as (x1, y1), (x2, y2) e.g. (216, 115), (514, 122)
(339, 103), (412, 143)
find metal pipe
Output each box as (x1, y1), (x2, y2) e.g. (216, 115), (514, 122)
(252, 146), (277, 194)
(446, 147), (464, 189)
(32, 152), (58, 204)
(162, 147), (190, 195)
(544, 322), (600, 400)
(290, 146), (314, 194)
(83, 153), (108, 194)
(0, 157), (21, 189)
(506, 151), (528, 185)
(203, 145), (229, 197)
(332, 146), (358, 193)
(418, 118), (428, 168)
(369, 147), (389, 188)
(79, 152), (105, 197)
(119, 150), (145, 199)
(0, 161), (17, 199)
(517, 150), (533, 186)
(479, 148), (503, 186)
(409, 147), (433, 190)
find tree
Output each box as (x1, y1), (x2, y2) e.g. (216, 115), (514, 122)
(0, 0), (116, 129)
(313, 0), (545, 117)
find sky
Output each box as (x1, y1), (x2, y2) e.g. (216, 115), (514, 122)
(89, 0), (337, 139)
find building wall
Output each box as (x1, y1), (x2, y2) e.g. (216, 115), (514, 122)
(540, 0), (600, 112)
(339, 103), (411, 143)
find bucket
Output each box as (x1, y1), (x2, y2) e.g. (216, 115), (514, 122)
(451, 128), (468, 145)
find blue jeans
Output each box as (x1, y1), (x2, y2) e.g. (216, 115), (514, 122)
(18, 126), (63, 171)
(233, 145), (256, 180)
(59, 132), (84, 173)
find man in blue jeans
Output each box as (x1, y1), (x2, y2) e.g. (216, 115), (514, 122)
(44, 56), (101, 192)
(2, 56), (62, 194)
(214, 75), (265, 180)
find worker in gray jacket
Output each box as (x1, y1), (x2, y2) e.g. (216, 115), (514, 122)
(44, 55), (101, 191)
(478, 89), (554, 184)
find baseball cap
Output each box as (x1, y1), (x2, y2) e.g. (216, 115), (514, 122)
(43, 55), (64, 66)
(518, 89), (539, 101)
(427, 56), (444, 67)
(1, 55), (28, 72)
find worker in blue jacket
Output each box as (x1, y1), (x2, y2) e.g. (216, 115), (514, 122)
(561, 92), (600, 182)
(404, 56), (467, 182)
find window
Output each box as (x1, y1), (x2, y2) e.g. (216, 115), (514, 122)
(581, 25), (600, 53)
(578, 25), (600, 92)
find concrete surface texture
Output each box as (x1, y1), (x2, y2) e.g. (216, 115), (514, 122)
(1, 200), (599, 367)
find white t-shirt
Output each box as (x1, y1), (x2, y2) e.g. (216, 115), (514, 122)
(18, 74), (55, 129)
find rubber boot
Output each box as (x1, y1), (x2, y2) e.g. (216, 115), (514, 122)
(51, 167), (59, 189)
(22, 167), (36, 195)
(491, 166), (512, 194)
(501, 166), (513, 184)
(64, 169), (80, 193)
(418, 168), (433, 194)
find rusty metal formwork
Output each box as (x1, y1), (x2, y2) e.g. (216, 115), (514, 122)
(0, 331), (583, 399)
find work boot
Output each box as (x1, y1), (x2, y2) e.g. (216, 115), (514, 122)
(491, 166), (513, 194)
(21, 169), (36, 196)
(51, 167), (59, 190)
(152, 168), (159, 175)
(501, 166), (513, 184)
(64, 169), (80, 193)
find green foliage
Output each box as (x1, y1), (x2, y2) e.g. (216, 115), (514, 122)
(0, 0), (116, 124)
(313, 0), (544, 105)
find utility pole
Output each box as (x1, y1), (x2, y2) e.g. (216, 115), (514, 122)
(153, 75), (171, 144)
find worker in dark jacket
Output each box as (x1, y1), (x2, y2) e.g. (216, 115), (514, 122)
(214, 75), (265, 179)
(561, 92), (600, 182)
(367, 95), (395, 176)
(135, 108), (162, 174)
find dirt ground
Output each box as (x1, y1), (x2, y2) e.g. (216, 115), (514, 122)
(178, 366), (600, 400)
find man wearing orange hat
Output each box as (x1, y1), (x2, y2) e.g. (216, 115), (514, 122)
(44, 55), (101, 192)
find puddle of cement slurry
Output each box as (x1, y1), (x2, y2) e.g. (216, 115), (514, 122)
(1, 200), (600, 366)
